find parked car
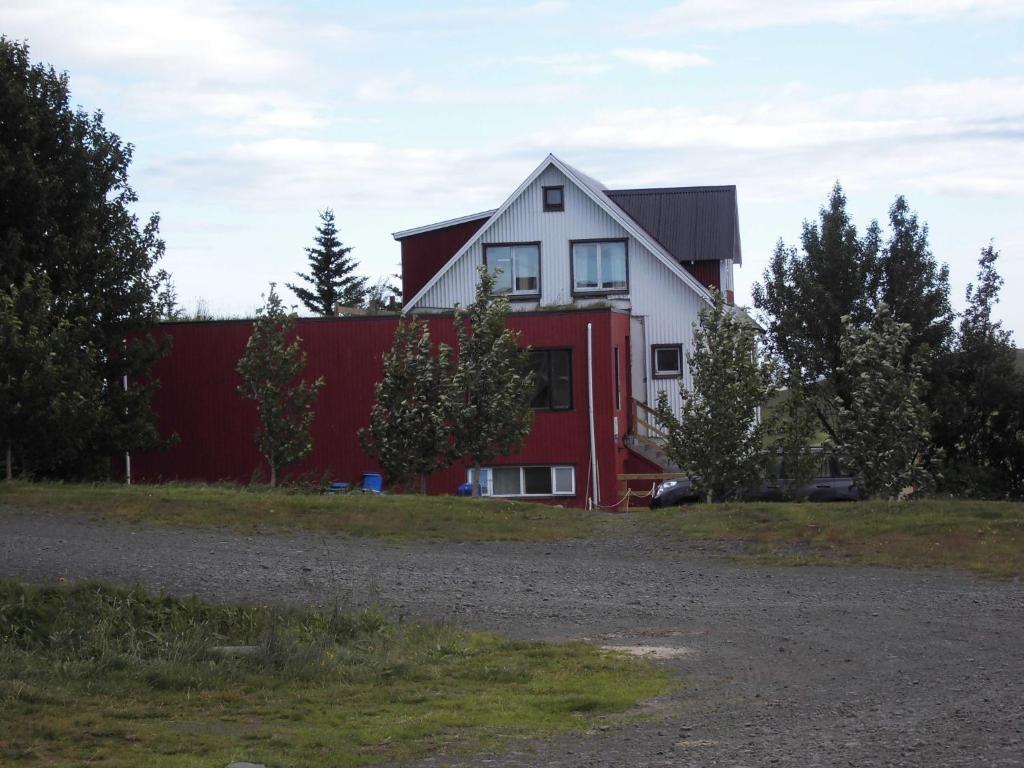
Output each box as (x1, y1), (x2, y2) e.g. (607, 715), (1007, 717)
(649, 453), (862, 508)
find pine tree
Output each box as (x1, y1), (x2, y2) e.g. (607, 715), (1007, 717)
(656, 290), (775, 503)
(835, 305), (933, 499)
(0, 38), (169, 477)
(236, 285), (325, 486)
(453, 266), (535, 496)
(287, 209), (366, 315)
(358, 319), (456, 492)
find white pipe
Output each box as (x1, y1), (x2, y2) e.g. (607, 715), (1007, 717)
(586, 323), (599, 507)
(123, 374), (131, 485)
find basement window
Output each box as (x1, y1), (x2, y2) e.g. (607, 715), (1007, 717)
(472, 466), (575, 497)
(484, 243), (540, 298)
(652, 344), (683, 378)
(543, 185), (564, 212)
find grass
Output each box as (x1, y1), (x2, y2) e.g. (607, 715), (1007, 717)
(0, 580), (671, 767)
(641, 498), (1024, 578)
(0, 481), (601, 543)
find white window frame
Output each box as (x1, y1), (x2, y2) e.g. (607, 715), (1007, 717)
(652, 344), (683, 378)
(571, 239), (628, 294)
(469, 465), (576, 497)
(484, 243), (541, 297)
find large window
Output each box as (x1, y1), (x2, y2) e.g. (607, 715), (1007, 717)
(472, 466), (575, 497)
(571, 239), (627, 294)
(484, 243), (540, 297)
(530, 349), (572, 410)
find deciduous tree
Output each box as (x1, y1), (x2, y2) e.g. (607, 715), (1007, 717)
(237, 285), (325, 486)
(359, 319), (456, 492)
(656, 290), (775, 503)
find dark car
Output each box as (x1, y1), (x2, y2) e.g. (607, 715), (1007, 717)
(649, 453), (862, 508)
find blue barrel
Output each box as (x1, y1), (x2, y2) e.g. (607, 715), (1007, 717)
(361, 473), (383, 493)
(456, 482), (472, 496)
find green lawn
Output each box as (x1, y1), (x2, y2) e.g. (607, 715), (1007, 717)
(0, 481), (601, 542)
(641, 498), (1024, 578)
(0, 581), (671, 767)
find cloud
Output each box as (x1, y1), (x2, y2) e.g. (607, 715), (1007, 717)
(611, 48), (711, 73)
(354, 75), (582, 105)
(516, 53), (611, 76)
(634, 0), (1024, 32)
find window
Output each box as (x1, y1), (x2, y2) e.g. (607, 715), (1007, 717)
(484, 243), (540, 297)
(530, 349), (572, 410)
(571, 240), (627, 294)
(543, 185), (564, 212)
(652, 344), (683, 378)
(472, 466), (576, 497)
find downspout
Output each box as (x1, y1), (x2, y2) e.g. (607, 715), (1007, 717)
(123, 374), (131, 486)
(587, 323), (600, 508)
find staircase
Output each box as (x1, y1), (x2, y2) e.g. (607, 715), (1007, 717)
(626, 399), (681, 471)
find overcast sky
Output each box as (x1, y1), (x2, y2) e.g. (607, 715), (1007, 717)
(3, 0), (1022, 337)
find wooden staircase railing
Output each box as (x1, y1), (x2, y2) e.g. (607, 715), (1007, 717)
(629, 398), (669, 456)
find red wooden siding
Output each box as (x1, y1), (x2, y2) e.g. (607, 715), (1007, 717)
(399, 217), (489, 303)
(681, 260), (720, 290)
(133, 309), (629, 508)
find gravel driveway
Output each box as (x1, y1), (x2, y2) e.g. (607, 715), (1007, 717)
(1, 507), (1022, 767)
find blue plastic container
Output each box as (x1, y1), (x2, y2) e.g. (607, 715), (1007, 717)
(361, 473), (383, 493)
(456, 481), (487, 496)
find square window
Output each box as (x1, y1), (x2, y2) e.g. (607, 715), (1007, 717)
(485, 243), (540, 297)
(523, 467), (552, 495)
(553, 467), (574, 495)
(543, 185), (564, 212)
(652, 344), (683, 377)
(491, 467), (521, 496)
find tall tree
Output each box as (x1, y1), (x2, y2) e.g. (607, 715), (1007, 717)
(752, 183), (879, 437)
(877, 196), (953, 353)
(237, 285), (325, 486)
(0, 37), (168, 477)
(656, 290), (775, 503)
(932, 246), (1024, 497)
(359, 319), (456, 492)
(835, 306), (933, 499)
(287, 209), (366, 315)
(766, 369), (822, 500)
(453, 266), (535, 496)
(0, 275), (103, 479)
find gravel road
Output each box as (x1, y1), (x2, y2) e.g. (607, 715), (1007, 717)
(1, 507), (1022, 767)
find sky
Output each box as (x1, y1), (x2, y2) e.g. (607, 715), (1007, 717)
(2, 0), (1023, 337)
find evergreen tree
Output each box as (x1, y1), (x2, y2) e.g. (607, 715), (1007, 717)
(453, 266), (535, 497)
(932, 246), (1024, 497)
(656, 290), (775, 503)
(287, 209), (366, 315)
(237, 285), (325, 486)
(877, 196), (953, 353)
(0, 37), (169, 477)
(359, 319), (456, 492)
(752, 183), (878, 437)
(0, 275), (104, 479)
(835, 306), (933, 499)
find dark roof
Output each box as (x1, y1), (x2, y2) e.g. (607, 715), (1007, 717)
(604, 185), (741, 265)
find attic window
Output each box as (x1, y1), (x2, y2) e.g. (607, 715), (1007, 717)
(543, 186), (564, 212)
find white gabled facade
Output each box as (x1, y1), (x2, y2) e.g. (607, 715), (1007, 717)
(402, 155), (735, 417)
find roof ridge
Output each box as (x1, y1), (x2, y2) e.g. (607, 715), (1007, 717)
(606, 185), (736, 194)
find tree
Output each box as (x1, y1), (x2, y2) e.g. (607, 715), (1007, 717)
(877, 196), (953, 353)
(931, 245), (1024, 497)
(766, 369), (822, 500)
(363, 275), (403, 314)
(287, 209), (366, 315)
(236, 285), (325, 486)
(752, 183), (879, 438)
(452, 266), (535, 496)
(359, 319), (456, 492)
(834, 306), (933, 499)
(0, 274), (103, 479)
(0, 37), (169, 477)
(656, 290), (775, 503)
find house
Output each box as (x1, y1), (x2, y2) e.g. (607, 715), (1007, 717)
(132, 155), (743, 508)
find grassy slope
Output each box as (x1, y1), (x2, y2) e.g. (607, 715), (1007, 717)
(0, 482), (600, 542)
(642, 498), (1024, 578)
(0, 581), (670, 767)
